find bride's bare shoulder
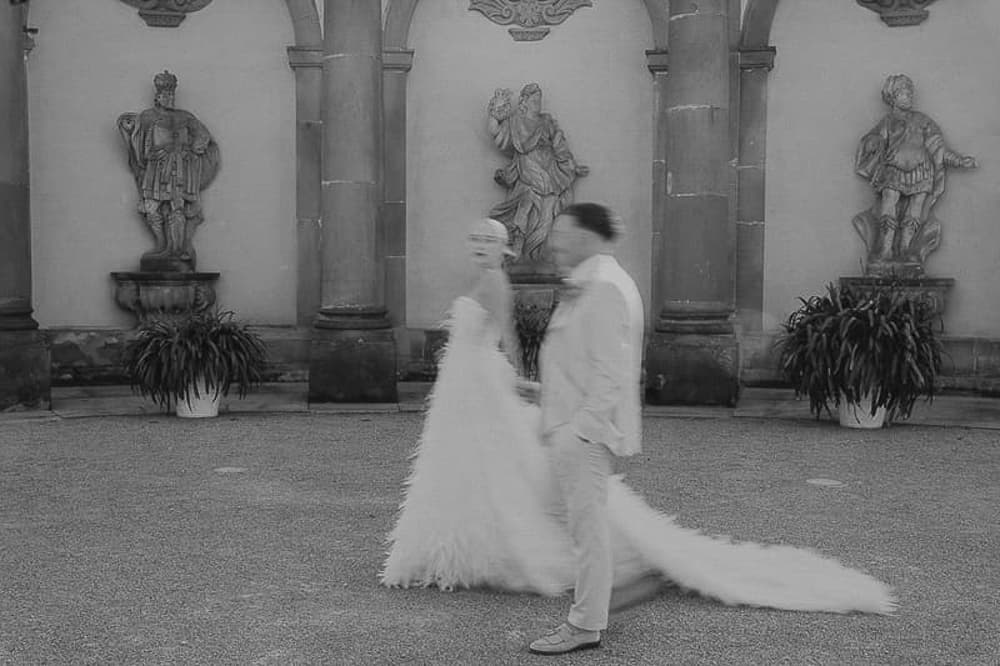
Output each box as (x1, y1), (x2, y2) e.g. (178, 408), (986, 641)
(465, 269), (511, 319)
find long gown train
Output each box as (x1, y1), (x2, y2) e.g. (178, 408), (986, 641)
(379, 296), (897, 615)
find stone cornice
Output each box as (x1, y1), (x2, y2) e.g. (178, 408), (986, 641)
(382, 50), (414, 73)
(646, 48), (777, 74)
(645, 49), (669, 74)
(286, 46), (323, 70)
(288, 48), (413, 72)
(738, 47), (776, 71)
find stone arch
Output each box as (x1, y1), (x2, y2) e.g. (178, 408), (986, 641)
(740, 0), (780, 49)
(284, 0), (322, 47)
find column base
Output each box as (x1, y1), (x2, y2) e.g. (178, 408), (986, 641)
(308, 326), (397, 403)
(645, 329), (741, 406)
(0, 329), (51, 411)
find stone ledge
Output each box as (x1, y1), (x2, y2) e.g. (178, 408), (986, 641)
(26, 383), (1000, 430)
(29, 326), (1000, 399)
(47, 326), (311, 387)
(741, 331), (1000, 392)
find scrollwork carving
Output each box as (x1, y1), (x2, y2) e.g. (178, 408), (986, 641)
(119, 0), (214, 28)
(856, 0), (941, 27)
(469, 0), (593, 41)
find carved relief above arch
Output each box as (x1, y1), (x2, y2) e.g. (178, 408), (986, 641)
(118, 0), (213, 28)
(384, 0), (669, 50)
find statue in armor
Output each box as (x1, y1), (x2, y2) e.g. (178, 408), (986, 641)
(118, 71), (220, 272)
(854, 74), (976, 273)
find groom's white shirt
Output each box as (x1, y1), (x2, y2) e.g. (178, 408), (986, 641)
(539, 253), (644, 457)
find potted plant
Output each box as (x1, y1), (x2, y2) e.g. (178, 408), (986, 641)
(775, 281), (943, 428)
(122, 310), (268, 418)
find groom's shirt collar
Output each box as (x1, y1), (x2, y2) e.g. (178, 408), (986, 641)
(567, 253), (609, 284)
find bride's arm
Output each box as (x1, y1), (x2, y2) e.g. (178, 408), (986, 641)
(479, 268), (525, 377)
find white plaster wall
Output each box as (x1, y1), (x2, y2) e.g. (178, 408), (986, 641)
(28, 0), (297, 328)
(406, 1), (654, 328)
(766, 1), (1000, 336)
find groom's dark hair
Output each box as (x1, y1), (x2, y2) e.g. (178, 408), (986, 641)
(561, 203), (620, 242)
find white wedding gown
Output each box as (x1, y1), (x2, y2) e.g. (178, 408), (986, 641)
(379, 296), (898, 614)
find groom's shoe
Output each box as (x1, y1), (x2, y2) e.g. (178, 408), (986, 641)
(528, 623), (601, 655)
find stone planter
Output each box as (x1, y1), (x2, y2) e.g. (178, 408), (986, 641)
(175, 379), (221, 418)
(838, 393), (886, 429)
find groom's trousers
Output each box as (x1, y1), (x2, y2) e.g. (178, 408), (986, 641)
(548, 430), (614, 632)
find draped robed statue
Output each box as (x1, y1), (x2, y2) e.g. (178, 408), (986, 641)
(487, 83), (589, 270)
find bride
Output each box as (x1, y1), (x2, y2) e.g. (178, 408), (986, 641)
(379, 217), (897, 616)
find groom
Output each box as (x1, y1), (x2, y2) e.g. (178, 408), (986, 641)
(524, 203), (645, 655)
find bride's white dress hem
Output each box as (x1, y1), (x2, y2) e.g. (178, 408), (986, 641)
(379, 296), (897, 616)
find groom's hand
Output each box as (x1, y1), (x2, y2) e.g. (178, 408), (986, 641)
(516, 379), (541, 404)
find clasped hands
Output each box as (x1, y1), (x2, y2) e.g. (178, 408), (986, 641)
(516, 379), (541, 404)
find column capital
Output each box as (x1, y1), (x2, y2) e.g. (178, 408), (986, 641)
(738, 46), (776, 71)
(287, 45), (323, 70)
(645, 49), (669, 74)
(382, 49), (414, 72)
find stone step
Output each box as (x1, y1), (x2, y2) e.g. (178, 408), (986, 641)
(6, 384), (999, 430)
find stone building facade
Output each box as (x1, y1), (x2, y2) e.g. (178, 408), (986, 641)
(3, 0), (999, 411)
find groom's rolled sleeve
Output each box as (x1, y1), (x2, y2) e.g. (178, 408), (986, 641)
(570, 282), (629, 446)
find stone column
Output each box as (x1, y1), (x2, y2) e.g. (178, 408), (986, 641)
(287, 45), (323, 326)
(381, 49), (413, 337)
(308, 0), (397, 403)
(0, 4), (49, 411)
(734, 47), (776, 333)
(645, 0), (738, 406)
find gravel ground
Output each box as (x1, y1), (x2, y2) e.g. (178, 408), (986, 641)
(1, 413), (998, 665)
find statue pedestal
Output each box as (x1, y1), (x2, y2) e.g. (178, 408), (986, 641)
(111, 271), (220, 326)
(510, 271), (561, 308)
(839, 275), (955, 322)
(510, 272), (561, 380)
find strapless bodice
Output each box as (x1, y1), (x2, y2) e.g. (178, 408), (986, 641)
(447, 296), (501, 349)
